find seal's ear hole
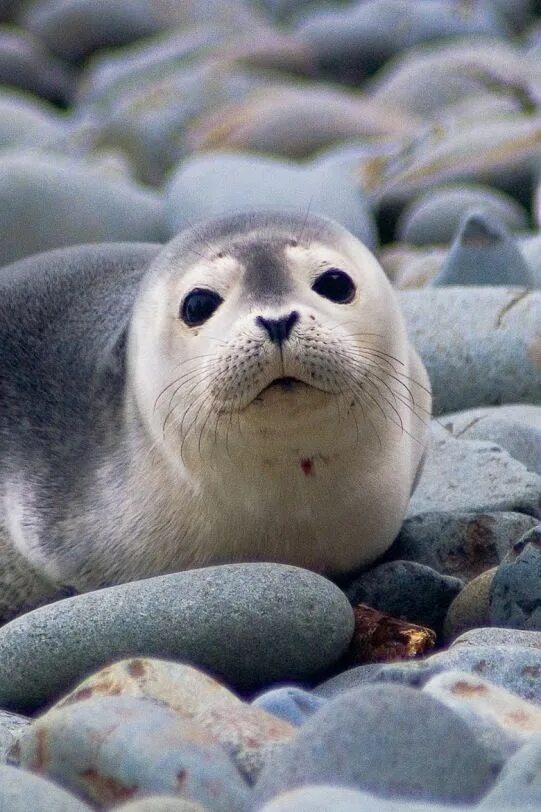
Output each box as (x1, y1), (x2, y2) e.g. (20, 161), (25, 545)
(180, 288), (223, 327)
(312, 269), (356, 304)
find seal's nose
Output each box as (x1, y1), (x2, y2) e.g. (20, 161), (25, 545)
(256, 311), (299, 345)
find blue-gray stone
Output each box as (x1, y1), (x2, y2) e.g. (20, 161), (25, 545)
(254, 683), (498, 805)
(0, 151), (165, 265)
(0, 91), (65, 150)
(258, 784), (466, 811)
(389, 510), (538, 582)
(432, 210), (533, 287)
(295, 0), (505, 78)
(451, 627), (541, 650)
(343, 560), (463, 634)
(0, 27), (74, 105)
(490, 524), (541, 630)
(441, 404), (541, 475)
(165, 151), (378, 249)
(480, 735), (541, 808)
(396, 183), (528, 246)
(407, 434), (541, 518)
(252, 687), (326, 727)
(316, 644), (541, 704)
(399, 287), (541, 414)
(0, 563), (354, 712)
(0, 764), (90, 810)
(17, 695), (250, 810)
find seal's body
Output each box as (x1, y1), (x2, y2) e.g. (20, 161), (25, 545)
(0, 214), (431, 621)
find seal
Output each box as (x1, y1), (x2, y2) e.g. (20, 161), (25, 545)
(0, 213), (431, 621)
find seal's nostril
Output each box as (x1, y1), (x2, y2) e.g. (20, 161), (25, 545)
(256, 311), (299, 345)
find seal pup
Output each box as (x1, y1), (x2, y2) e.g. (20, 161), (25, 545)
(0, 214), (431, 621)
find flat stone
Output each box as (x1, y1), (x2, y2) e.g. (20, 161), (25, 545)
(254, 683), (498, 805)
(451, 627), (541, 650)
(56, 658), (294, 783)
(432, 209), (533, 287)
(343, 560), (463, 635)
(396, 182), (528, 246)
(407, 434), (541, 518)
(443, 568), (496, 642)
(490, 524), (541, 629)
(16, 695), (250, 810)
(317, 644), (541, 704)
(480, 734), (541, 807)
(0, 563), (354, 712)
(441, 404), (541, 475)
(0, 763), (90, 810)
(399, 287), (541, 415)
(0, 151), (165, 265)
(389, 510), (538, 582)
(165, 150), (378, 249)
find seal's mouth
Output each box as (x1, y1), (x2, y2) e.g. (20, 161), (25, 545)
(259, 376), (309, 395)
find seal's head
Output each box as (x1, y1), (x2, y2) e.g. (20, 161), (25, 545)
(129, 211), (431, 573)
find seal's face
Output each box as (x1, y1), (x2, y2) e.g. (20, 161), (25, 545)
(131, 213), (427, 472)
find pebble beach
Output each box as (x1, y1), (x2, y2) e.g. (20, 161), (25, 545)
(0, 0), (541, 809)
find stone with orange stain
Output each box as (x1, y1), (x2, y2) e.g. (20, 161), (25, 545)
(15, 694), (250, 810)
(56, 658), (294, 782)
(424, 669), (541, 765)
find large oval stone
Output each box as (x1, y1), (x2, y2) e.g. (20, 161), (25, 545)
(0, 564), (354, 712)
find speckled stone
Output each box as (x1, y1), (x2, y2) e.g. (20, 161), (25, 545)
(254, 683), (498, 805)
(389, 510), (538, 582)
(0, 564), (354, 712)
(165, 150), (378, 249)
(0, 764), (91, 810)
(490, 524), (541, 630)
(395, 182), (528, 246)
(0, 151), (165, 265)
(316, 645), (541, 704)
(56, 658), (294, 783)
(432, 210), (533, 287)
(441, 404), (541, 475)
(443, 568), (496, 642)
(451, 627), (541, 650)
(16, 695), (250, 810)
(399, 287), (541, 414)
(407, 433), (541, 518)
(343, 560), (463, 635)
(480, 734), (541, 807)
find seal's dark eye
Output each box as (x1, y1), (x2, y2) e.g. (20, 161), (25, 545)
(312, 269), (356, 304)
(180, 288), (223, 326)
